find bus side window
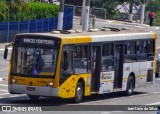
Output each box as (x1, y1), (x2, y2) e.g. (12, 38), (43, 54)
(147, 41), (154, 60)
(60, 49), (74, 85)
(102, 43), (114, 71)
(63, 51), (68, 70)
(61, 51), (73, 71)
(75, 45), (90, 74)
(137, 41), (147, 61)
(125, 42), (136, 62)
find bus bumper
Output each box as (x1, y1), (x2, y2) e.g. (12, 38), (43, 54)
(8, 84), (59, 97)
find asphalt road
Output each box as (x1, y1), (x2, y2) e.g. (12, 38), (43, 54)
(0, 19), (160, 114)
(1, 78), (160, 114)
(1, 46), (160, 114)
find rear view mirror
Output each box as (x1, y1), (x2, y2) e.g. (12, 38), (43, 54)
(4, 47), (8, 59)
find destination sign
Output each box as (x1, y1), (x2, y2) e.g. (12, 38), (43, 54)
(23, 38), (55, 45)
(15, 36), (60, 47)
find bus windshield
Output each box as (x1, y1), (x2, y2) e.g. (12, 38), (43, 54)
(12, 47), (58, 77)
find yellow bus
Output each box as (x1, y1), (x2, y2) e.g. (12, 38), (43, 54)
(4, 29), (157, 102)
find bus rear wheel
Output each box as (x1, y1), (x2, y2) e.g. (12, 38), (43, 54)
(126, 76), (134, 96)
(75, 82), (84, 103)
(28, 95), (40, 101)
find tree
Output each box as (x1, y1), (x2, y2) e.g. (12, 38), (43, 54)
(146, 0), (160, 26)
(146, 0), (160, 11)
(0, 3), (7, 21)
(0, 0), (27, 21)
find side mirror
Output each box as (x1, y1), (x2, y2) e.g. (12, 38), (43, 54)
(4, 47), (8, 59)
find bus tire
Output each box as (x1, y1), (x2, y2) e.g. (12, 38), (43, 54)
(28, 95), (39, 101)
(74, 82), (84, 103)
(126, 76), (134, 96)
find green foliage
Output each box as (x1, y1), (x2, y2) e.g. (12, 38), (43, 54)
(0, 3), (8, 21)
(146, 0), (160, 26)
(90, 0), (140, 19)
(91, 0), (119, 19)
(146, 0), (160, 12)
(0, 2), (59, 22)
(154, 11), (160, 26)
(21, 3), (59, 21)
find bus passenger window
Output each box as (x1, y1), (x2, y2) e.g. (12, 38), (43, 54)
(137, 41), (147, 61)
(62, 51), (73, 71)
(102, 57), (114, 71)
(60, 49), (74, 85)
(125, 42), (136, 62)
(102, 44), (114, 71)
(75, 45), (90, 74)
(147, 41), (154, 60)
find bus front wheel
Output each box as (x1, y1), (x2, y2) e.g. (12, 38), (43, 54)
(28, 95), (40, 101)
(126, 76), (134, 96)
(75, 82), (84, 103)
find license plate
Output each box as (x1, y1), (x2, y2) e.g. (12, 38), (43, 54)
(26, 87), (35, 91)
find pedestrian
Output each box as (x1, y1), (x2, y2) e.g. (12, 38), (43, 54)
(149, 10), (155, 26)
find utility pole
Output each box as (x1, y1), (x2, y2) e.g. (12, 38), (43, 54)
(82, 0), (90, 31)
(57, 0), (64, 30)
(140, 0), (145, 24)
(128, 1), (133, 22)
(80, 0), (86, 25)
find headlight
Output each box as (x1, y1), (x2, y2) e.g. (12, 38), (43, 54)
(12, 78), (16, 84)
(46, 81), (54, 87)
(49, 82), (54, 86)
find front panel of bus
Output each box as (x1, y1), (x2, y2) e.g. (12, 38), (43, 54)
(8, 35), (60, 97)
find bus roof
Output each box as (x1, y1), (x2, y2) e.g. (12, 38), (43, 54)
(17, 29), (156, 44)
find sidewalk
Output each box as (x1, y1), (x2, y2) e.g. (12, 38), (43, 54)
(0, 43), (11, 49)
(0, 17), (159, 45)
(73, 16), (159, 31)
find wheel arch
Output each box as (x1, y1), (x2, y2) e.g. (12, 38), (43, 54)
(128, 72), (135, 88)
(78, 78), (85, 93)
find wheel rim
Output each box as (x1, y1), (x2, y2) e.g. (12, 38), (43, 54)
(76, 85), (83, 101)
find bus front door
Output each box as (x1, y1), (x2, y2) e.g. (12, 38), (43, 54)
(114, 44), (124, 89)
(91, 46), (101, 92)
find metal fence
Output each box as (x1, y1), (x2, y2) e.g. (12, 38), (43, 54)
(90, 7), (106, 19)
(0, 7), (73, 42)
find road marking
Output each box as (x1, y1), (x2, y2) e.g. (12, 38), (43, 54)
(146, 102), (160, 105)
(0, 93), (9, 96)
(0, 47), (12, 51)
(0, 94), (25, 99)
(0, 84), (8, 87)
(0, 78), (2, 81)
(100, 111), (122, 114)
(0, 89), (8, 92)
(78, 92), (160, 105)
(156, 78), (160, 80)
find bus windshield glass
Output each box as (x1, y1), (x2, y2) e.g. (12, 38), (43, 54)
(12, 37), (60, 77)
